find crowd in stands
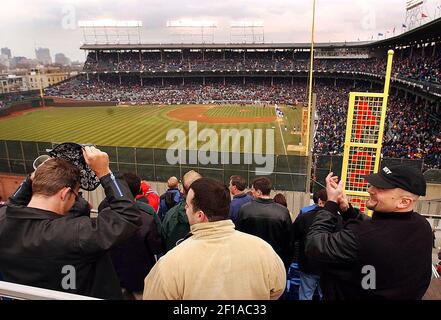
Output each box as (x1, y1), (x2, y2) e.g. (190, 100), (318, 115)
(0, 92), (35, 109)
(313, 82), (441, 169)
(82, 48), (441, 85)
(46, 78), (307, 105)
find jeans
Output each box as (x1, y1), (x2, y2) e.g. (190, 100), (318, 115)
(299, 271), (322, 300)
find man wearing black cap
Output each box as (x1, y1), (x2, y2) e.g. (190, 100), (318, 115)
(305, 165), (433, 300)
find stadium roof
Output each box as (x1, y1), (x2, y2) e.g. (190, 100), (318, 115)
(80, 41), (373, 51)
(80, 17), (441, 51)
(369, 17), (441, 47)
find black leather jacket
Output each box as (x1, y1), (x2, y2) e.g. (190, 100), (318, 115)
(0, 172), (141, 299)
(8, 175), (91, 218)
(305, 201), (432, 300)
(236, 198), (293, 269)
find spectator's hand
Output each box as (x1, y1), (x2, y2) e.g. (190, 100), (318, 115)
(325, 172), (342, 203)
(82, 146), (111, 178)
(337, 192), (349, 212)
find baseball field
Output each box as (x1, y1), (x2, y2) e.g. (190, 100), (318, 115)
(0, 104), (304, 155)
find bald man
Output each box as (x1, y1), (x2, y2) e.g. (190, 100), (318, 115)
(158, 176), (183, 221)
(167, 176), (179, 189)
(160, 171), (201, 252)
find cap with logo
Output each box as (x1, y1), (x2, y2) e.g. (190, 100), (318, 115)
(363, 165), (426, 196)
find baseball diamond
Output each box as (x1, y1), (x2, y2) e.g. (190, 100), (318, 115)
(0, 104), (304, 155)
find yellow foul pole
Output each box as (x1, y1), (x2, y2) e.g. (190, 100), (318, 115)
(306, 0), (316, 156)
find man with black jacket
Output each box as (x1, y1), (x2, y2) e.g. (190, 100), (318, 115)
(305, 165), (432, 300)
(292, 189), (328, 300)
(0, 146), (141, 299)
(236, 177), (292, 270)
(99, 172), (163, 299)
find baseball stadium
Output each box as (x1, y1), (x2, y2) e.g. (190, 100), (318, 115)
(2, 21), (441, 190)
(0, 0), (441, 303)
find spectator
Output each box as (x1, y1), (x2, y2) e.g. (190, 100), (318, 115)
(273, 193), (288, 207)
(236, 177), (293, 270)
(299, 189), (327, 216)
(305, 166), (432, 299)
(143, 177), (286, 299)
(274, 193), (294, 221)
(161, 170), (202, 252)
(291, 189), (327, 300)
(98, 172), (163, 300)
(99, 174), (162, 235)
(0, 147), (141, 299)
(158, 176), (183, 221)
(136, 181), (160, 212)
(228, 175), (252, 223)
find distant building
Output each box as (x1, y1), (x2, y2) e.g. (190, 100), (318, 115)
(54, 53), (70, 66)
(70, 61), (85, 71)
(11, 56), (38, 69)
(35, 47), (52, 65)
(0, 54), (10, 69)
(1, 47), (12, 59)
(0, 75), (26, 93)
(25, 67), (69, 91)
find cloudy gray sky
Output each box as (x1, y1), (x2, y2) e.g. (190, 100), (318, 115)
(0, 0), (439, 62)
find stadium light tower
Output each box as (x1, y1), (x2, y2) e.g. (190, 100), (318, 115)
(78, 20), (143, 44)
(229, 21), (265, 43)
(167, 19), (217, 43)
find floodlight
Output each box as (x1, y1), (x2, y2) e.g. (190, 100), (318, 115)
(78, 20), (142, 27)
(230, 20), (264, 28)
(406, 0), (423, 11)
(167, 19), (217, 27)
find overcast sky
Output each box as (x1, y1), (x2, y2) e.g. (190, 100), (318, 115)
(0, 0), (439, 62)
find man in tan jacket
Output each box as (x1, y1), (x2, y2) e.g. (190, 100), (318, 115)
(143, 177), (286, 300)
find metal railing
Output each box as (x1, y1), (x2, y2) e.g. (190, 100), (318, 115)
(0, 281), (100, 300)
(432, 265), (440, 279)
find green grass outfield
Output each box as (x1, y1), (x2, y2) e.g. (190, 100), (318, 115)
(0, 104), (303, 155)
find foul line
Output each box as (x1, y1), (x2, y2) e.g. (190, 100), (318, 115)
(277, 117), (288, 156)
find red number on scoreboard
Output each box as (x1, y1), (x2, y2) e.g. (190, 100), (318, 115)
(354, 100), (377, 140)
(349, 151), (372, 188)
(350, 197), (367, 213)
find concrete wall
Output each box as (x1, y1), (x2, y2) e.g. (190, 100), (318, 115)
(0, 174), (25, 202)
(423, 183), (441, 201)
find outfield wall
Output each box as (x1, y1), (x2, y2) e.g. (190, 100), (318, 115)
(46, 96), (117, 107)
